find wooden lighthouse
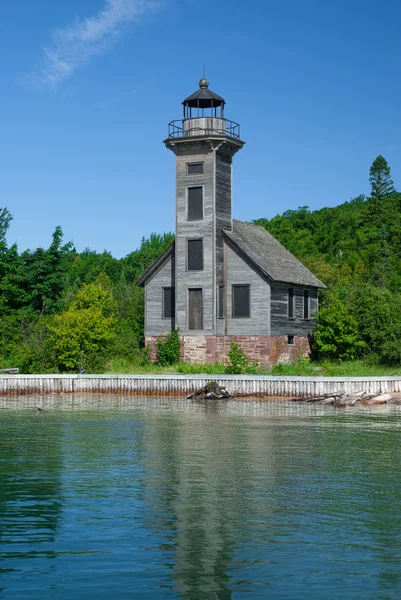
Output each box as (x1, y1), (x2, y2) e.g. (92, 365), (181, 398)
(137, 79), (325, 365)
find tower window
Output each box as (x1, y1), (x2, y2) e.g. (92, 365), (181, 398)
(232, 285), (250, 318)
(188, 288), (203, 330)
(288, 287), (294, 318)
(188, 187), (203, 220)
(187, 162), (203, 175)
(162, 287), (175, 319)
(187, 239), (203, 271)
(304, 290), (309, 319)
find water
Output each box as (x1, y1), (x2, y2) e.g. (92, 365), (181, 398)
(1, 396), (401, 599)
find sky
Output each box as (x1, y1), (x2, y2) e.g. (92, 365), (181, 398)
(1, 0), (401, 258)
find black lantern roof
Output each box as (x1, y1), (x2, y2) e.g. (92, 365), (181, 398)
(183, 78), (225, 109)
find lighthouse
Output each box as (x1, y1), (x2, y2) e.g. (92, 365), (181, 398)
(137, 80), (324, 365)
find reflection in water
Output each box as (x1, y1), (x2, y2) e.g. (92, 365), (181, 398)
(1, 396), (401, 599)
(0, 412), (63, 552)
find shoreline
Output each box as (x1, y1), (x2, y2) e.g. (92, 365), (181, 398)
(1, 373), (401, 397)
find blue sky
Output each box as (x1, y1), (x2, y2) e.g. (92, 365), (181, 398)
(1, 0), (401, 257)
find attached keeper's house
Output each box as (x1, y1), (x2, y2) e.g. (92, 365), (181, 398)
(137, 79), (325, 365)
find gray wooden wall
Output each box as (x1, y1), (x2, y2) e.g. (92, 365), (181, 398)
(174, 142), (215, 334)
(225, 243), (271, 335)
(215, 149), (232, 288)
(145, 251), (175, 336)
(270, 283), (318, 336)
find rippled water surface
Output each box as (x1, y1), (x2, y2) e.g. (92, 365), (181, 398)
(1, 395), (401, 599)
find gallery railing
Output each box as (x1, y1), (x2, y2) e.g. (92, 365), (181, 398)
(168, 118), (241, 140)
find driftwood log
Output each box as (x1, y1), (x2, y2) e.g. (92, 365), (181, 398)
(290, 390), (392, 406)
(187, 381), (233, 400)
(0, 368), (19, 375)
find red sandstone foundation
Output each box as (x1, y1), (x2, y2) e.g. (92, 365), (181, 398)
(145, 335), (310, 366)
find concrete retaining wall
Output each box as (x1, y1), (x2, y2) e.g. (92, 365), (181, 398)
(0, 374), (401, 397)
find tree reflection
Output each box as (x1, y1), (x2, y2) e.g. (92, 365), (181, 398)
(0, 412), (63, 553)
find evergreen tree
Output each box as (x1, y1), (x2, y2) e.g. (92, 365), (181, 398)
(369, 155), (395, 202)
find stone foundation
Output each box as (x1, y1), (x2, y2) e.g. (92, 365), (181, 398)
(145, 335), (310, 366)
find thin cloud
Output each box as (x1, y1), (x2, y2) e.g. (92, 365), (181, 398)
(19, 0), (161, 90)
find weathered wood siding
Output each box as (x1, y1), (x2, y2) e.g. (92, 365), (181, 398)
(175, 142), (215, 334)
(145, 251), (175, 336)
(215, 150), (232, 288)
(270, 284), (318, 336)
(225, 242), (270, 335)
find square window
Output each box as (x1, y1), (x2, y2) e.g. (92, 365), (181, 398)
(163, 287), (175, 319)
(187, 239), (203, 271)
(188, 187), (203, 220)
(187, 163), (203, 175)
(232, 285), (250, 318)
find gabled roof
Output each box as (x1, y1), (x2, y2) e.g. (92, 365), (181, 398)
(223, 220), (326, 288)
(136, 242), (174, 287)
(136, 222), (325, 289)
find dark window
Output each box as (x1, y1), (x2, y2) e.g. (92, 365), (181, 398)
(188, 187), (203, 220)
(304, 290), (309, 319)
(188, 288), (203, 330)
(187, 162), (203, 175)
(163, 287), (175, 319)
(288, 334), (295, 345)
(218, 286), (225, 318)
(187, 239), (203, 271)
(232, 285), (250, 318)
(288, 288), (294, 318)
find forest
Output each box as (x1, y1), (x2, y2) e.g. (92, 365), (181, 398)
(0, 155), (400, 373)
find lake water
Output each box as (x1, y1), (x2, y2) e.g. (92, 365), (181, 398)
(1, 396), (401, 599)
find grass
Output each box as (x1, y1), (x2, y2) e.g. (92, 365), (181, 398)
(105, 357), (401, 377)
(105, 357), (226, 375)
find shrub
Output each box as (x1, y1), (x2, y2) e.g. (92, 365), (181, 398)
(313, 295), (365, 361)
(225, 343), (251, 374)
(156, 329), (181, 366)
(141, 343), (152, 366)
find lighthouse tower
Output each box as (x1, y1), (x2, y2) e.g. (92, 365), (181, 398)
(164, 78), (245, 336)
(137, 80), (324, 366)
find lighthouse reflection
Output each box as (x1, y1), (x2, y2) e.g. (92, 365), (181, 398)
(139, 398), (300, 598)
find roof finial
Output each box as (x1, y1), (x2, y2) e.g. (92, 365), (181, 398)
(199, 67), (209, 89)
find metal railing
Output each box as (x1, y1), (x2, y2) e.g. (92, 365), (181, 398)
(168, 118), (241, 140)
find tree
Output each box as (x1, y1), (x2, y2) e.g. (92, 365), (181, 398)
(2, 226), (73, 314)
(369, 155), (395, 203)
(313, 295), (365, 360)
(48, 278), (116, 373)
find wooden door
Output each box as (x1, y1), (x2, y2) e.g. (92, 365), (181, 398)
(188, 288), (203, 330)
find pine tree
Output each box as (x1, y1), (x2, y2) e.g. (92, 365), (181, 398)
(369, 155), (395, 202)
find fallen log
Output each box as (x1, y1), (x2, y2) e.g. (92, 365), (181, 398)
(290, 390), (390, 407)
(187, 381), (233, 400)
(0, 368), (19, 375)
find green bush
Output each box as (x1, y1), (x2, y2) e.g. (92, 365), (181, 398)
(141, 343), (152, 366)
(225, 343), (252, 374)
(156, 329), (181, 366)
(313, 295), (365, 361)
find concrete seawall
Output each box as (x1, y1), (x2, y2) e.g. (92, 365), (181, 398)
(1, 374), (401, 397)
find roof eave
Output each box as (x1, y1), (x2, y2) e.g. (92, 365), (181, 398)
(274, 278), (327, 289)
(135, 242), (174, 287)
